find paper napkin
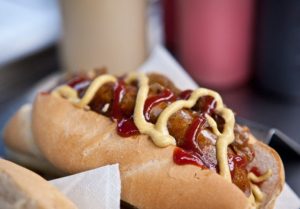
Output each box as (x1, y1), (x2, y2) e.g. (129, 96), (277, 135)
(51, 164), (121, 209)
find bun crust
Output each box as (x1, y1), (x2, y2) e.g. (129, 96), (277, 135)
(0, 159), (76, 209)
(3, 104), (63, 176)
(3, 104), (41, 157)
(32, 94), (284, 208)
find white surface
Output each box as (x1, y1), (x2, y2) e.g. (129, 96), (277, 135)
(51, 164), (121, 209)
(139, 45), (300, 209)
(275, 184), (300, 209)
(0, 0), (60, 66)
(140, 45), (198, 90)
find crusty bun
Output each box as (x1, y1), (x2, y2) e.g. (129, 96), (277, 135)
(0, 159), (77, 209)
(32, 94), (284, 209)
(3, 104), (41, 157)
(3, 104), (64, 177)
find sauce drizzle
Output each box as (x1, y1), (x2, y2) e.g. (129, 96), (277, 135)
(173, 116), (207, 168)
(144, 89), (175, 121)
(111, 81), (139, 136)
(179, 90), (192, 100)
(111, 81), (126, 120)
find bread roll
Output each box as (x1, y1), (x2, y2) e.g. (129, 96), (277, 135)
(0, 159), (76, 209)
(3, 104), (64, 177)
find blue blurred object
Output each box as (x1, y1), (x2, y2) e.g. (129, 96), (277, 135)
(0, 0), (61, 66)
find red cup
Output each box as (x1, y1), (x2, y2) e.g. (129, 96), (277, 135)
(176, 0), (254, 89)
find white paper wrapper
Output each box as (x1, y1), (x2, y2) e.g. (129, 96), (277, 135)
(51, 164), (121, 209)
(42, 45), (299, 209)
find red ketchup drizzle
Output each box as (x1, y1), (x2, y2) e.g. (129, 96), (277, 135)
(46, 76), (90, 95)
(179, 90), (193, 100)
(67, 76), (90, 89)
(173, 116), (207, 168)
(111, 81), (139, 137)
(250, 166), (261, 177)
(67, 76), (91, 97)
(200, 96), (217, 115)
(144, 89), (175, 121)
(250, 166), (265, 186)
(111, 81), (126, 120)
(173, 92), (219, 169)
(117, 117), (139, 137)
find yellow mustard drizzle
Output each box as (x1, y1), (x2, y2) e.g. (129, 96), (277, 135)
(52, 75), (117, 109)
(248, 169), (272, 183)
(248, 169), (272, 205)
(205, 114), (221, 136)
(248, 193), (257, 209)
(51, 85), (78, 102)
(126, 72), (176, 147)
(51, 72), (271, 191)
(75, 75), (117, 108)
(251, 184), (265, 203)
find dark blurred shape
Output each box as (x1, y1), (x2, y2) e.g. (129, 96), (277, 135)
(256, 0), (300, 100)
(170, 0), (255, 90)
(162, 0), (176, 52)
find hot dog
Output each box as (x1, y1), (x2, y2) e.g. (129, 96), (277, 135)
(4, 71), (284, 209)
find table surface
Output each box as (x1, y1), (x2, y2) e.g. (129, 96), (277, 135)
(0, 46), (300, 197)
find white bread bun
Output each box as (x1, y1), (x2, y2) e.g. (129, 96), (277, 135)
(0, 159), (77, 209)
(3, 104), (41, 157)
(3, 104), (64, 177)
(32, 94), (284, 209)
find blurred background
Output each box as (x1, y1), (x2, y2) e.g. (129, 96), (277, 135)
(0, 0), (299, 195)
